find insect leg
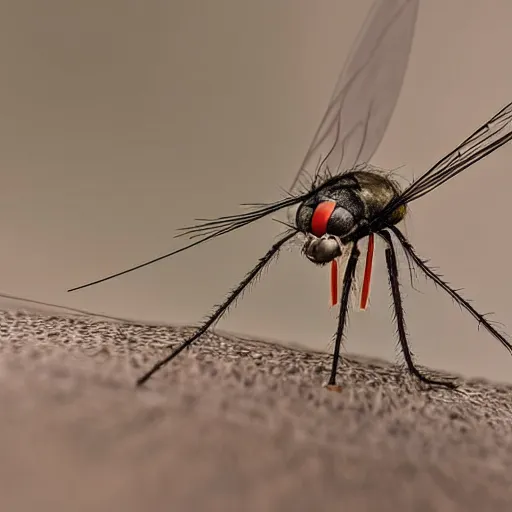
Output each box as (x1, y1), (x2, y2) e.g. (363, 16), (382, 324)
(136, 229), (298, 387)
(388, 224), (512, 355)
(327, 242), (360, 389)
(379, 229), (457, 389)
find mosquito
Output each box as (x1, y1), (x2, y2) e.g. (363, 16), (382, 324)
(68, 0), (512, 391)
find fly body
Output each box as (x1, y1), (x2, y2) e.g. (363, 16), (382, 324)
(68, 0), (512, 392)
(296, 168), (405, 265)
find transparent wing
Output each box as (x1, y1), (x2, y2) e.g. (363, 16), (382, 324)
(288, 0), (419, 195)
(67, 0), (419, 294)
(374, 101), (512, 223)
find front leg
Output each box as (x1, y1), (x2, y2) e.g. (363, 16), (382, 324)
(325, 242), (360, 391)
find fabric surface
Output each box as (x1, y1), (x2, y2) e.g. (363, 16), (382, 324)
(0, 308), (511, 512)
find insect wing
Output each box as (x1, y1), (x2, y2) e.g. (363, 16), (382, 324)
(69, 0), (420, 294)
(289, 0), (419, 195)
(374, 101), (512, 221)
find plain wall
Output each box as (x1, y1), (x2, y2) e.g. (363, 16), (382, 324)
(1, 0), (512, 382)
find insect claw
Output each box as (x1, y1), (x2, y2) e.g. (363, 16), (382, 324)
(323, 383), (343, 393)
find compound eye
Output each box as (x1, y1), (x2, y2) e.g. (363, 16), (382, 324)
(327, 206), (355, 236)
(310, 201), (336, 237)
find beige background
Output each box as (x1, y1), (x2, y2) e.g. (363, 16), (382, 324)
(1, 0), (512, 382)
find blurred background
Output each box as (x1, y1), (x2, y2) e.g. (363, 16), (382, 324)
(0, 0), (511, 382)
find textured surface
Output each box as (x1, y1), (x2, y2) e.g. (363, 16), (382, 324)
(1, 308), (512, 512)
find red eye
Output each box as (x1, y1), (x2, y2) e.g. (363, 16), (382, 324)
(310, 200), (336, 237)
